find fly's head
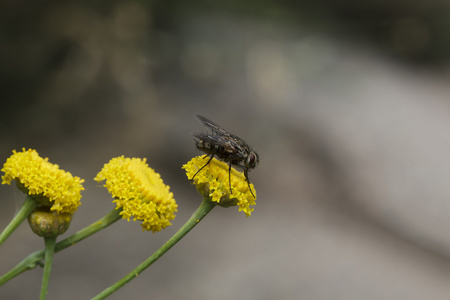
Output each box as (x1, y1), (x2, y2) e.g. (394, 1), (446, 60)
(245, 150), (259, 170)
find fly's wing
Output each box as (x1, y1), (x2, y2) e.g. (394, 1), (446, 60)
(195, 115), (252, 154)
(195, 115), (231, 137)
(193, 132), (238, 153)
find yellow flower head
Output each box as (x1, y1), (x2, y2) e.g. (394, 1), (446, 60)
(182, 155), (256, 217)
(1, 148), (84, 214)
(94, 156), (177, 233)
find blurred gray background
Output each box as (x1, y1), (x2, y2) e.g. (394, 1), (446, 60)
(2, 0), (450, 299)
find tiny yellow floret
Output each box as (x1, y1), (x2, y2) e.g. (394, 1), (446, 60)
(95, 156), (177, 232)
(1, 148), (84, 214)
(182, 155), (256, 216)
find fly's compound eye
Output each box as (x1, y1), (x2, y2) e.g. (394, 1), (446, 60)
(247, 152), (258, 168)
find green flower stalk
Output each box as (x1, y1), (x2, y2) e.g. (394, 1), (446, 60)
(0, 209), (122, 286)
(91, 198), (216, 300)
(40, 237), (56, 300)
(27, 208), (72, 300)
(0, 196), (37, 246)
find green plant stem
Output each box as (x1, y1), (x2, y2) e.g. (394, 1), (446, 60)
(0, 208), (122, 286)
(0, 195), (37, 246)
(91, 198), (217, 300)
(39, 237), (56, 300)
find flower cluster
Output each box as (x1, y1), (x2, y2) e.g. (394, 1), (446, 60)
(183, 156), (256, 216)
(1, 148), (84, 214)
(95, 156), (177, 232)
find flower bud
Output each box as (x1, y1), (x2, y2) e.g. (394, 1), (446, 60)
(28, 207), (72, 238)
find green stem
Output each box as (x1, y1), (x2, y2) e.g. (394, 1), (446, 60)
(0, 208), (122, 286)
(91, 198), (217, 300)
(54, 208), (122, 252)
(0, 195), (37, 246)
(39, 237), (56, 300)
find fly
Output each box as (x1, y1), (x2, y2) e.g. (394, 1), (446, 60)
(191, 114), (259, 198)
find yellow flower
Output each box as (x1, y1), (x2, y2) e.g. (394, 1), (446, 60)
(94, 156), (177, 233)
(1, 148), (84, 214)
(182, 156), (256, 217)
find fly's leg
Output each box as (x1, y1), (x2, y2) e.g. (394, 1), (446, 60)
(228, 161), (233, 195)
(191, 154), (215, 180)
(244, 168), (256, 198)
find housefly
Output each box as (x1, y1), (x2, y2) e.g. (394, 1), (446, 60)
(191, 114), (259, 198)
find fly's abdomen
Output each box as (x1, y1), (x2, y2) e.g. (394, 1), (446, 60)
(196, 140), (216, 155)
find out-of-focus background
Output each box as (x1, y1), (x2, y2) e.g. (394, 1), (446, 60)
(2, 0), (450, 299)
